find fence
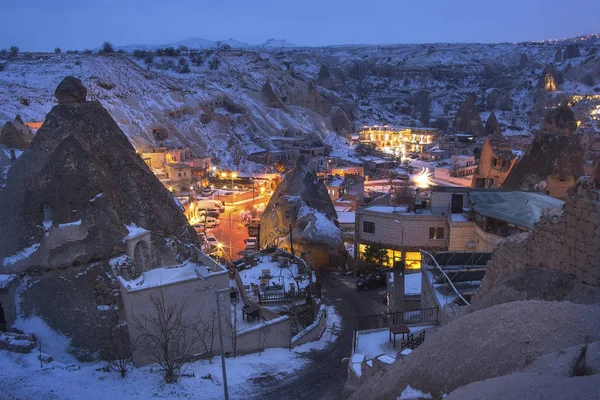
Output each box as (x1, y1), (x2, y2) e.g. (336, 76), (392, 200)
(355, 307), (439, 332)
(353, 307), (439, 352)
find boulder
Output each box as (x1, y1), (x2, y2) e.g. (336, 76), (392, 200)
(0, 121), (33, 150)
(54, 76), (87, 103)
(452, 95), (484, 137)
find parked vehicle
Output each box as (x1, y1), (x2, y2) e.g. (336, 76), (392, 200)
(201, 190), (215, 197)
(196, 200), (225, 212)
(197, 209), (220, 219)
(244, 237), (258, 251)
(206, 234), (219, 248)
(204, 217), (220, 229)
(356, 269), (390, 290)
(193, 224), (206, 233)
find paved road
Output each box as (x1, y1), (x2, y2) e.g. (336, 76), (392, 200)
(253, 273), (387, 400)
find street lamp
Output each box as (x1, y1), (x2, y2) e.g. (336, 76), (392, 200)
(216, 242), (223, 258)
(231, 172), (237, 189)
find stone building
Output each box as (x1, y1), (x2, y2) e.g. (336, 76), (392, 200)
(354, 186), (564, 271)
(358, 125), (438, 154)
(472, 134), (517, 189)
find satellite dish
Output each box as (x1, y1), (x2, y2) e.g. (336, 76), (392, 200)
(538, 180), (548, 191)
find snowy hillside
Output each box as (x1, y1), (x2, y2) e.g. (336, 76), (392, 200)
(0, 37), (598, 169)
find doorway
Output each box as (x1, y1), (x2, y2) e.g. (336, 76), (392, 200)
(0, 301), (6, 332)
(451, 194), (464, 214)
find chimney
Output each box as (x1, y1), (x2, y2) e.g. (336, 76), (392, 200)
(9, 149), (16, 161)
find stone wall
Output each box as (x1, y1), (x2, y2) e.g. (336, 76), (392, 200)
(235, 316), (292, 354)
(479, 179), (600, 294)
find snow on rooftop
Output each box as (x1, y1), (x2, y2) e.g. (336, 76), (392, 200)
(123, 223), (149, 242)
(119, 261), (211, 292)
(3, 243), (40, 266)
(389, 272), (422, 295)
(337, 211), (355, 224)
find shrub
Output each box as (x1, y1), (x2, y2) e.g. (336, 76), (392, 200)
(54, 47), (61, 54)
(83, 49), (93, 54)
(180, 62), (190, 74)
(99, 41), (115, 54)
(74, 60), (81, 66)
(190, 53), (203, 66)
(9, 46), (19, 57)
(0, 63), (4, 72)
(66, 50), (80, 54)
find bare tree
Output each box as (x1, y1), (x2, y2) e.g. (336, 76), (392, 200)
(101, 325), (132, 378)
(390, 180), (416, 211)
(258, 324), (271, 355)
(131, 291), (197, 383)
(226, 302), (239, 357)
(190, 311), (217, 362)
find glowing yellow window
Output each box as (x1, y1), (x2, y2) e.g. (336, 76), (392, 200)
(405, 251), (422, 270)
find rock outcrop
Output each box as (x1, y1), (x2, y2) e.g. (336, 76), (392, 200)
(563, 43), (581, 60)
(486, 89), (511, 111)
(482, 176), (599, 293)
(542, 104), (578, 135)
(0, 77), (197, 359)
(502, 133), (584, 193)
(484, 111), (502, 136)
(0, 76), (195, 272)
(348, 301), (600, 400)
(259, 158), (346, 269)
(452, 95), (484, 136)
(261, 81), (287, 110)
(54, 76), (87, 103)
(0, 115), (34, 149)
(329, 106), (352, 136)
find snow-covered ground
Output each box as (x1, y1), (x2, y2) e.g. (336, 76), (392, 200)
(239, 255), (311, 292)
(0, 306), (342, 400)
(355, 325), (434, 360)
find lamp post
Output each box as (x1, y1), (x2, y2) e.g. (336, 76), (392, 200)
(393, 220), (405, 314)
(231, 172), (237, 190)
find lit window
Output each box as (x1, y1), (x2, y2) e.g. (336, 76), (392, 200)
(429, 227), (444, 240)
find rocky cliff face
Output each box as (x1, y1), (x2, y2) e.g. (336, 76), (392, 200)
(0, 76), (196, 272)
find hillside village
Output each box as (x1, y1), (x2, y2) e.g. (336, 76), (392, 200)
(0, 32), (599, 400)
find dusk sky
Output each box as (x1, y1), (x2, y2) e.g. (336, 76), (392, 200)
(1, 0), (599, 51)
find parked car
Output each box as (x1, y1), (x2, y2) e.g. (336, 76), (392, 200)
(204, 217), (220, 229)
(356, 269), (390, 290)
(206, 234), (219, 248)
(244, 237), (258, 251)
(201, 190), (214, 197)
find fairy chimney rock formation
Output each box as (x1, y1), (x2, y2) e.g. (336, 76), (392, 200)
(453, 95), (485, 137)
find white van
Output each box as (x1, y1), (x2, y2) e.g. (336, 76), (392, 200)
(195, 200), (225, 213)
(204, 217), (221, 229)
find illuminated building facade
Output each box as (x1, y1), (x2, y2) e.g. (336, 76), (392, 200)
(358, 125), (438, 154)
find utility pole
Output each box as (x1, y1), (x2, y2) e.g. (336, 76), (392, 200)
(214, 287), (229, 400)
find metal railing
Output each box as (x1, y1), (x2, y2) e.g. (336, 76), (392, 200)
(355, 307), (439, 332)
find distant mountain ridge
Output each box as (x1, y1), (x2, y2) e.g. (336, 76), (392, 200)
(116, 37), (298, 52)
